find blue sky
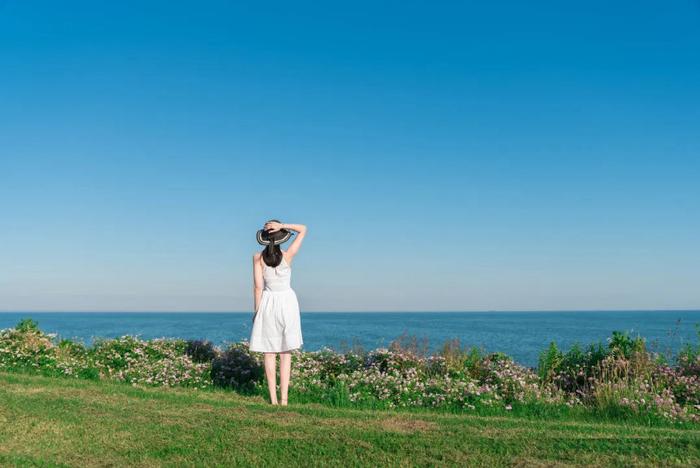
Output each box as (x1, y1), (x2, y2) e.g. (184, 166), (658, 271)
(1, 1), (699, 312)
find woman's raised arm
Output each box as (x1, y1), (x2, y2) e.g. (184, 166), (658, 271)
(283, 223), (307, 260)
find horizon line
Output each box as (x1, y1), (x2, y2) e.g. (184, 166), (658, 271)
(1, 309), (699, 314)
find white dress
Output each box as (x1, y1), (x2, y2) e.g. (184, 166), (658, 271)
(249, 256), (303, 352)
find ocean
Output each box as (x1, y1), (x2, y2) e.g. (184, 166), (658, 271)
(1, 311), (699, 368)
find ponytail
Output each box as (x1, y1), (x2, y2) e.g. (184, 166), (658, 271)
(262, 242), (283, 267)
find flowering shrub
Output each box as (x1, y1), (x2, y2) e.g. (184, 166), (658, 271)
(538, 330), (700, 422)
(291, 345), (547, 410)
(0, 319), (98, 379)
(479, 353), (545, 404)
(344, 348), (439, 408)
(90, 335), (212, 389)
(291, 346), (363, 392)
(652, 365), (700, 407)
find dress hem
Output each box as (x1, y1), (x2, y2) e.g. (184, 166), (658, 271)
(249, 342), (304, 353)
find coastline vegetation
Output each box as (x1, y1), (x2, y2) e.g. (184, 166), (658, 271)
(1, 318), (699, 425)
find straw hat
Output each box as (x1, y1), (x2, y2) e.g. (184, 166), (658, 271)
(256, 219), (292, 246)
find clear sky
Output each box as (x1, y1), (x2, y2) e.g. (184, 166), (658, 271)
(1, 1), (699, 312)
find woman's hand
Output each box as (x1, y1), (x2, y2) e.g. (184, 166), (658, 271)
(264, 221), (284, 233)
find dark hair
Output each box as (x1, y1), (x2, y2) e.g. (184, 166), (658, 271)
(262, 243), (283, 267)
(261, 219), (286, 267)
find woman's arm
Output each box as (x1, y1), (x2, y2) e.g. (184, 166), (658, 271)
(265, 221), (308, 261)
(252, 253), (264, 319)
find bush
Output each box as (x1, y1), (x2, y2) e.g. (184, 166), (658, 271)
(211, 342), (264, 393)
(90, 335), (211, 388)
(538, 342), (563, 381)
(437, 338), (483, 379)
(15, 318), (40, 333)
(185, 339), (218, 363)
(608, 330), (646, 360)
(0, 319), (97, 379)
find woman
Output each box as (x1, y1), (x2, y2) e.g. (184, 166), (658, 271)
(249, 219), (307, 406)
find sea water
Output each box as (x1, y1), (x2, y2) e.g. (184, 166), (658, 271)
(1, 310), (698, 368)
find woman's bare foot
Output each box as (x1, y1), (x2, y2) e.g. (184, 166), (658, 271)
(280, 398), (288, 406)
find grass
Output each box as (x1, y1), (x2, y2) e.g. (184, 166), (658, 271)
(1, 371), (699, 467)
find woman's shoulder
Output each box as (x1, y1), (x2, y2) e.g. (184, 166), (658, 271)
(281, 250), (292, 265)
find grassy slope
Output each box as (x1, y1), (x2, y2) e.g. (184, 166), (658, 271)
(0, 372), (699, 467)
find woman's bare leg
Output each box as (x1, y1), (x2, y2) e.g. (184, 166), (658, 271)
(279, 351), (292, 405)
(263, 352), (278, 404)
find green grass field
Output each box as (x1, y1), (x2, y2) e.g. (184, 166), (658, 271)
(1, 371), (699, 467)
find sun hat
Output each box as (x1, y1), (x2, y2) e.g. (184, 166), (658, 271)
(256, 219), (292, 246)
